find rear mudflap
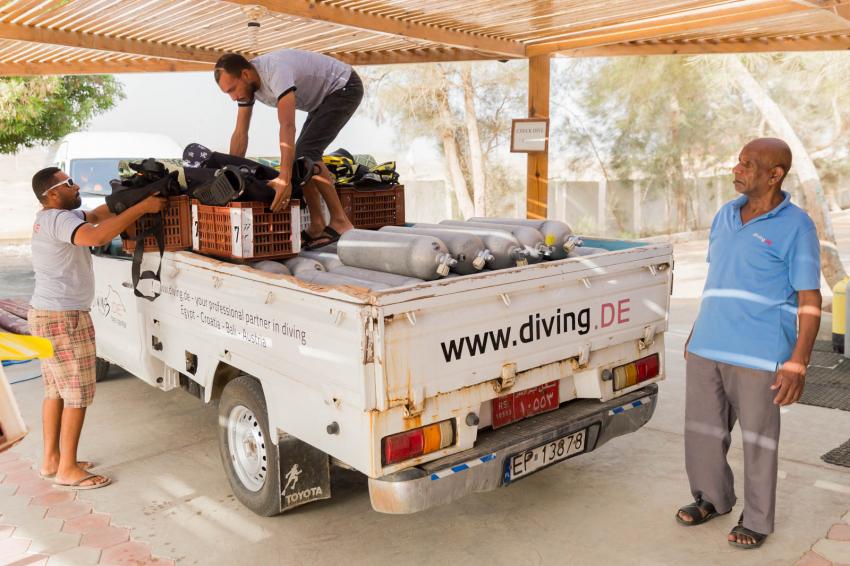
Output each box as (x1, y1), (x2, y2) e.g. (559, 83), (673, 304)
(278, 433), (331, 512)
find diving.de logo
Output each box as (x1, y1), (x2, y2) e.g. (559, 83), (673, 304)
(752, 232), (773, 246)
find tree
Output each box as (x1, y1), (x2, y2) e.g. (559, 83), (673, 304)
(0, 75), (124, 154)
(362, 61), (525, 218)
(724, 56), (847, 286)
(554, 56), (755, 233)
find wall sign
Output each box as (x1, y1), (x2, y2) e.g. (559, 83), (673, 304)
(511, 118), (549, 153)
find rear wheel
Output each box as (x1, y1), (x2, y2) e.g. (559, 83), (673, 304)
(95, 357), (110, 382)
(218, 376), (280, 516)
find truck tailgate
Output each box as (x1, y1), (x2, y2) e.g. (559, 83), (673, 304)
(375, 242), (672, 410)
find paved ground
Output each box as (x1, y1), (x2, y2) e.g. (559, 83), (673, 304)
(4, 214), (850, 565)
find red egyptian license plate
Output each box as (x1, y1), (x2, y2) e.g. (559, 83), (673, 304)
(492, 380), (560, 429)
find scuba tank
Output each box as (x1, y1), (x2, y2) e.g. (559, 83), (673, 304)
(468, 217), (579, 260)
(293, 269), (391, 291)
(250, 260), (291, 275)
(284, 257), (326, 276)
(299, 250), (343, 270)
(439, 220), (554, 262)
(379, 226), (493, 275)
(301, 249), (424, 286)
(330, 266), (423, 287)
(410, 223), (531, 270)
(338, 229), (456, 281)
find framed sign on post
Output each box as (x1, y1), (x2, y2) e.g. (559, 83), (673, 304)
(511, 118), (549, 153)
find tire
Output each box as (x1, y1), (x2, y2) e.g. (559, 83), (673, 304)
(218, 376), (281, 516)
(95, 357), (110, 382)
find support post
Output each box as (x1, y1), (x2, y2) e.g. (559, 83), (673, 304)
(526, 55), (550, 220)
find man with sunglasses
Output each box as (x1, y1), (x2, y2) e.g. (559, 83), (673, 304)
(27, 167), (165, 490)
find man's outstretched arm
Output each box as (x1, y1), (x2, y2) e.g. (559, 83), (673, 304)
(229, 105), (253, 157)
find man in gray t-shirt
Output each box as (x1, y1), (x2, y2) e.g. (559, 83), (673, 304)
(214, 50), (363, 249)
(28, 167), (164, 490)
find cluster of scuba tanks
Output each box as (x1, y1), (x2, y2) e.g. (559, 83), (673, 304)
(249, 218), (608, 291)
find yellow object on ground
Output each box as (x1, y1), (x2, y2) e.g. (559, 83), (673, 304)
(832, 277), (849, 353)
(0, 332), (54, 361)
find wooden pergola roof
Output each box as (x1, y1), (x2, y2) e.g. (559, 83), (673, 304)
(0, 0), (848, 76)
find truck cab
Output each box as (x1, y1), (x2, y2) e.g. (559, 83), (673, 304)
(48, 131), (183, 210)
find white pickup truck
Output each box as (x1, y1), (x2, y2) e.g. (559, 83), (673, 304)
(90, 237), (672, 516)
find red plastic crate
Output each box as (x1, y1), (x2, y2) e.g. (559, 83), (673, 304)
(191, 200), (301, 261)
(337, 185), (404, 230)
(122, 195), (191, 253)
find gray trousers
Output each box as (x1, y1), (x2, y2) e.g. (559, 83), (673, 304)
(685, 353), (781, 534)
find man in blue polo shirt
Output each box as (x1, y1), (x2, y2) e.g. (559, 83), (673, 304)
(675, 138), (821, 549)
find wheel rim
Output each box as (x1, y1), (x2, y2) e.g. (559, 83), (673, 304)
(227, 404), (268, 492)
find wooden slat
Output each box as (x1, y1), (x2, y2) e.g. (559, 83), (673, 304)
(0, 58), (211, 75)
(337, 47), (503, 65)
(0, 21), (231, 62)
(526, 0), (817, 55)
(561, 33), (850, 56)
(227, 0), (526, 57)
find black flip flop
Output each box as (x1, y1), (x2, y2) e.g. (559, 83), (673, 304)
(301, 230), (334, 251)
(728, 514), (768, 549)
(676, 499), (724, 526)
(322, 226), (342, 241)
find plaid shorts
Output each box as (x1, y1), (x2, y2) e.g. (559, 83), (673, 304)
(27, 309), (96, 409)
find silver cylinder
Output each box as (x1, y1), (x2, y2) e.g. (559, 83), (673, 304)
(440, 220), (553, 262)
(337, 229), (456, 280)
(284, 257), (325, 276)
(249, 260), (291, 276)
(469, 217), (577, 259)
(298, 250), (343, 271)
(380, 226), (491, 275)
(330, 265), (423, 287)
(410, 223), (530, 270)
(293, 269), (391, 291)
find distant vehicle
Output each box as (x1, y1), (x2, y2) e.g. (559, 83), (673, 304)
(48, 131), (183, 210)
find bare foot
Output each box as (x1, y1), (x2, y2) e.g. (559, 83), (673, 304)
(54, 464), (104, 486)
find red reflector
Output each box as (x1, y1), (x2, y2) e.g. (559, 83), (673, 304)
(383, 429), (424, 466)
(635, 354), (660, 383)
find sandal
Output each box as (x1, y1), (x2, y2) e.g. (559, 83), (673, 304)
(301, 230), (333, 251)
(40, 461), (96, 479)
(728, 513), (768, 549)
(53, 473), (112, 491)
(676, 498), (725, 526)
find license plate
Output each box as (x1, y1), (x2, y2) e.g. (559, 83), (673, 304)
(492, 380), (559, 429)
(505, 428), (588, 483)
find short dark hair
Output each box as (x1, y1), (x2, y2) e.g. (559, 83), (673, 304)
(214, 53), (253, 83)
(32, 167), (61, 203)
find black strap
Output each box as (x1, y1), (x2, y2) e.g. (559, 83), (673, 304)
(131, 213), (165, 302)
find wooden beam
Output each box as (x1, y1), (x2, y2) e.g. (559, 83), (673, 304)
(560, 35), (850, 56)
(227, 0), (525, 58)
(526, 54), (550, 220)
(527, 0), (813, 56)
(0, 22), (229, 63)
(0, 59), (212, 76)
(335, 48), (506, 66)
(797, 0), (850, 25)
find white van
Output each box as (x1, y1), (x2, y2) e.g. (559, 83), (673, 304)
(49, 131), (183, 209)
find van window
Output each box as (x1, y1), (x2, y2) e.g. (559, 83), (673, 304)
(70, 158), (122, 196)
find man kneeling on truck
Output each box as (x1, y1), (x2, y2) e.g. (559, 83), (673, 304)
(28, 167), (165, 490)
(214, 50), (362, 249)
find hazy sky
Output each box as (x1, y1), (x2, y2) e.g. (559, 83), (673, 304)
(87, 71), (438, 169)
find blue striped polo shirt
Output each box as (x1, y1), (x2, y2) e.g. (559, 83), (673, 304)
(687, 191), (820, 371)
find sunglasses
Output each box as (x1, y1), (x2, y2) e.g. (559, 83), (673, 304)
(46, 178), (75, 192)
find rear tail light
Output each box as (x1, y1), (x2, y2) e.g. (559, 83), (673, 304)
(613, 354), (660, 391)
(382, 420), (455, 466)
